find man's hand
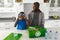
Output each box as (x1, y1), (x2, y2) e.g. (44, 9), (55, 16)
(26, 20), (31, 26)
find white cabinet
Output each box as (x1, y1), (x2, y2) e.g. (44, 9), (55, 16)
(45, 20), (60, 28)
(23, 0), (43, 3)
(0, 22), (15, 28)
(0, 0), (14, 7)
(0, 0), (16, 28)
(0, 0), (16, 12)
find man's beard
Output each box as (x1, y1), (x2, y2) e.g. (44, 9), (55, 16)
(33, 8), (41, 12)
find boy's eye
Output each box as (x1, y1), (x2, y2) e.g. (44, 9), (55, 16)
(23, 14), (24, 15)
(18, 14), (25, 16)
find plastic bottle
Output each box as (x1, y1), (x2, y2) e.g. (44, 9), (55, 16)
(48, 30), (53, 40)
(54, 31), (58, 40)
(45, 31), (49, 40)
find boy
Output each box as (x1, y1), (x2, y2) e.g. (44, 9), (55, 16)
(14, 12), (27, 30)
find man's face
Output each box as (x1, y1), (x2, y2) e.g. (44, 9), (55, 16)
(33, 4), (39, 10)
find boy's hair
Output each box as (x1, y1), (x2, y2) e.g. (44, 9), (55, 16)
(20, 12), (24, 14)
(18, 12), (25, 16)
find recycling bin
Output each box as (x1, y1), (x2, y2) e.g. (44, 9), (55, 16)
(28, 26), (46, 38)
(4, 33), (22, 40)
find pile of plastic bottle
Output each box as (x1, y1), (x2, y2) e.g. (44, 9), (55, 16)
(45, 30), (58, 40)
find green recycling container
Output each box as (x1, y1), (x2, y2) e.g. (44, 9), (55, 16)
(4, 33), (22, 40)
(28, 26), (46, 38)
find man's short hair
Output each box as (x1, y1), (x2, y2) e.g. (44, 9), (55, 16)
(34, 2), (40, 7)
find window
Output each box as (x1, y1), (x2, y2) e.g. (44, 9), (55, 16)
(50, 0), (60, 7)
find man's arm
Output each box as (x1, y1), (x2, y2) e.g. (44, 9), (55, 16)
(27, 14), (31, 26)
(41, 12), (44, 24)
(40, 12), (44, 28)
(27, 13), (32, 26)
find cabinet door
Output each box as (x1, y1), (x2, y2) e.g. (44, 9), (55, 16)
(0, 0), (4, 7)
(45, 20), (60, 28)
(4, 0), (14, 7)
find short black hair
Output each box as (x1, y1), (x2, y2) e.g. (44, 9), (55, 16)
(20, 12), (24, 14)
(34, 2), (40, 7)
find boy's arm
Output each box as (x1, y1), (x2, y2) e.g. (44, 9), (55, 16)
(14, 18), (18, 27)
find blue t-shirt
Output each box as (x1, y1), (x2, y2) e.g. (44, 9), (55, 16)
(17, 19), (26, 30)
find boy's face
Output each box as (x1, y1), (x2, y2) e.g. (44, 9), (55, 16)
(20, 13), (23, 16)
(18, 15), (24, 20)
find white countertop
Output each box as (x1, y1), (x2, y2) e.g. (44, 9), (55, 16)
(0, 27), (60, 40)
(0, 27), (45, 40)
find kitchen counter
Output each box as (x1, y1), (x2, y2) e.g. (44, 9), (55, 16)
(0, 27), (60, 40)
(0, 27), (45, 40)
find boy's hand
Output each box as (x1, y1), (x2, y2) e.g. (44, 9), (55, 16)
(14, 25), (16, 27)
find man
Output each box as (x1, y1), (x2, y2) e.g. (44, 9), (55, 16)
(28, 2), (44, 28)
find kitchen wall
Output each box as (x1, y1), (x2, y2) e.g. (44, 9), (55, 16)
(24, 3), (49, 19)
(0, 0), (60, 28)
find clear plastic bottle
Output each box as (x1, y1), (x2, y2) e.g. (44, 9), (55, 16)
(45, 31), (49, 40)
(48, 30), (53, 40)
(54, 31), (58, 40)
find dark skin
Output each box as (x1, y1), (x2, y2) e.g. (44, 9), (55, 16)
(28, 3), (40, 26)
(14, 13), (29, 27)
(14, 18), (18, 27)
(33, 4), (39, 11)
(28, 2), (44, 26)
(14, 15), (24, 27)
